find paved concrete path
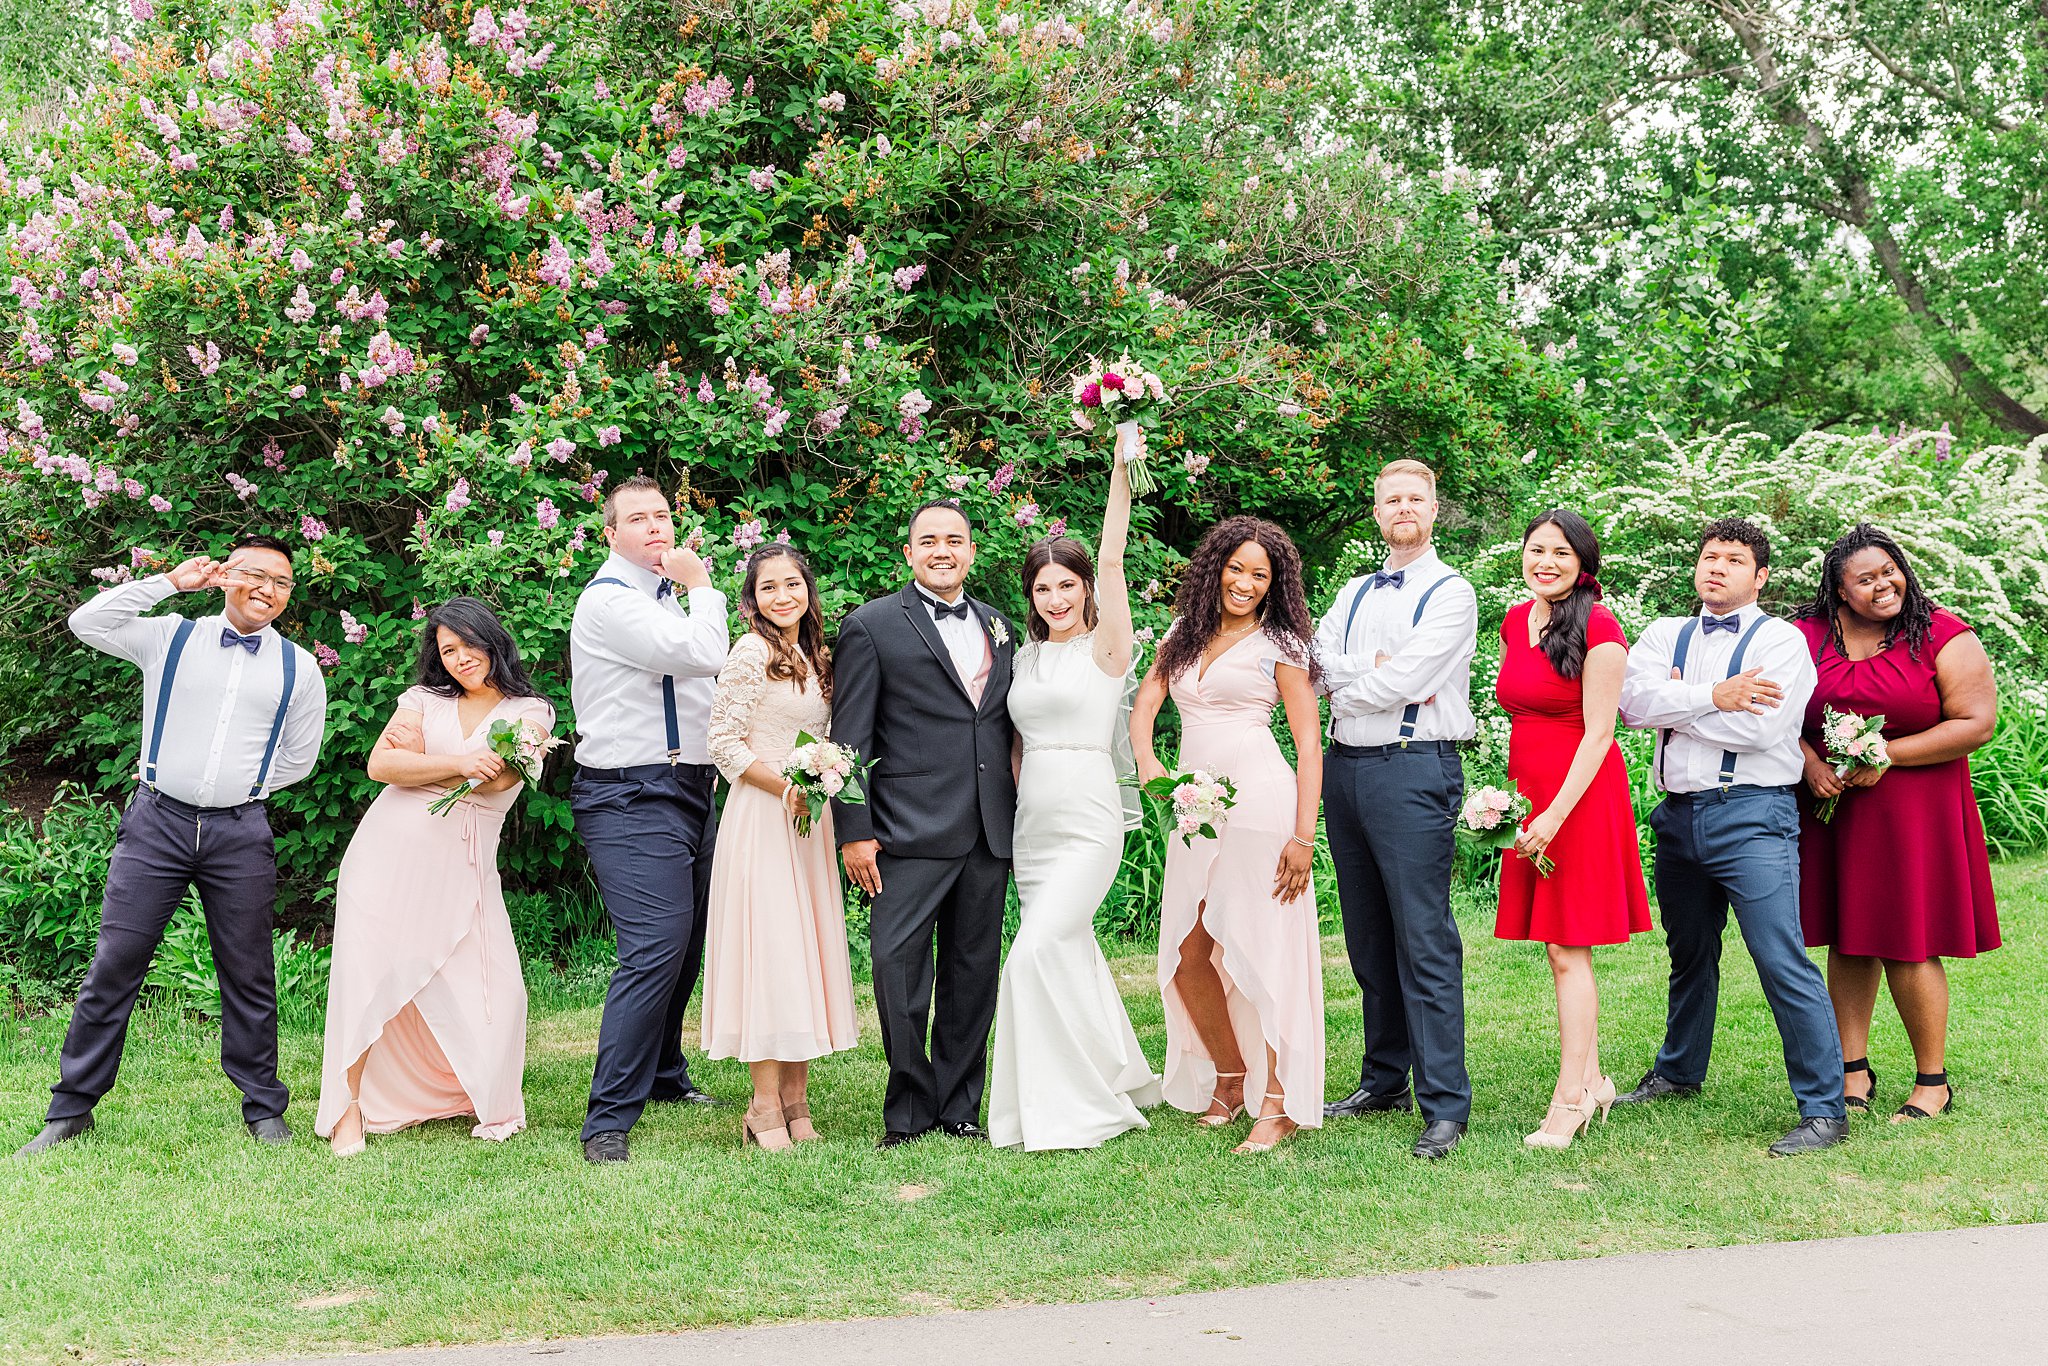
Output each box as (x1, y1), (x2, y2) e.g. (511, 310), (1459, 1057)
(255, 1223), (2044, 1366)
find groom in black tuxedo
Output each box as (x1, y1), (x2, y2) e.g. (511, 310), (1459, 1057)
(832, 499), (1017, 1148)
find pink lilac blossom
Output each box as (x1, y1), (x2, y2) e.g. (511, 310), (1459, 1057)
(284, 283), (315, 323)
(149, 494), (171, 512)
(748, 165), (778, 192)
(445, 478), (471, 512)
(299, 514), (328, 542)
(225, 472), (258, 501)
(763, 408), (791, 438)
(596, 425), (622, 447)
(945, 473), (972, 492)
(487, 530), (505, 548)
(536, 497), (560, 530)
(1013, 502), (1039, 528)
(314, 641), (340, 668)
(892, 263), (927, 291)
(732, 520), (766, 551)
(186, 341), (222, 375)
(1046, 517), (1067, 540)
(341, 193), (364, 221)
(340, 610), (367, 644)
(545, 436), (575, 462)
(989, 462), (1015, 493)
(508, 442), (532, 467)
(470, 323), (490, 345)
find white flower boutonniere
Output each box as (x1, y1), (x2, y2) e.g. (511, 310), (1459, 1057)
(990, 617), (1011, 648)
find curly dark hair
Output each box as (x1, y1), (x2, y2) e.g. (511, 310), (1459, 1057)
(1794, 523), (1937, 661)
(739, 543), (833, 701)
(1155, 516), (1320, 688)
(1697, 516), (1771, 569)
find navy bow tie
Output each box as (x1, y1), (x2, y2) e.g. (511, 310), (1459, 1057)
(219, 627), (262, 654)
(1371, 570), (1406, 591)
(931, 598), (971, 622)
(656, 580), (674, 601)
(1701, 613), (1742, 635)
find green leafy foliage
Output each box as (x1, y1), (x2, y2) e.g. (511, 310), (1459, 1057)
(1, 0), (1590, 907)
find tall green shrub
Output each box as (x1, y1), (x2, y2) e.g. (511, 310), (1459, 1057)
(1, 0), (1591, 902)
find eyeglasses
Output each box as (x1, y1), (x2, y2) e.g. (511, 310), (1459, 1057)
(222, 567), (295, 593)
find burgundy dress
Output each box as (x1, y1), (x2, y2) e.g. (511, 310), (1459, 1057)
(1796, 609), (1999, 961)
(1493, 601), (1651, 947)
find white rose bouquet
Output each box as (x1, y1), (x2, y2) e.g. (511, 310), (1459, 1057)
(1134, 768), (1238, 846)
(780, 731), (873, 837)
(1814, 705), (1890, 823)
(1458, 781), (1554, 877)
(428, 717), (562, 816)
(1070, 352), (1169, 496)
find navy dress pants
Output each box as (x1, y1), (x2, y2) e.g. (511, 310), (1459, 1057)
(1649, 786), (1846, 1120)
(1323, 742), (1472, 1123)
(49, 787), (288, 1124)
(574, 763), (718, 1141)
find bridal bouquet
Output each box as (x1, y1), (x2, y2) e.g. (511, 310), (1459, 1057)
(1813, 705), (1889, 823)
(1070, 352), (1169, 495)
(1459, 782), (1554, 876)
(781, 732), (873, 837)
(429, 718), (562, 816)
(1136, 768), (1238, 846)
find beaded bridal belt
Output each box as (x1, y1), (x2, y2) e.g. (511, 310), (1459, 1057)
(1022, 742), (1110, 755)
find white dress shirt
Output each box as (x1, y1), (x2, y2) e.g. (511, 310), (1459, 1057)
(69, 576), (327, 808)
(1312, 547), (1478, 745)
(1619, 603), (1817, 793)
(570, 553), (730, 767)
(916, 583), (984, 689)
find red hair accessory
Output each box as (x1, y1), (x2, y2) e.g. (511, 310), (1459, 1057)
(1577, 572), (1603, 599)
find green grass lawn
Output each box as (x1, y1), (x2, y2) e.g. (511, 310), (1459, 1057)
(4, 856), (2043, 1365)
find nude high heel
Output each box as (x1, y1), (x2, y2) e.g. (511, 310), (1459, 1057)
(1233, 1095), (1298, 1154)
(330, 1101), (366, 1159)
(743, 1103), (793, 1152)
(1201, 1071), (1247, 1127)
(784, 1099), (820, 1143)
(1586, 1074), (1617, 1123)
(1524, 1096), (1594, 1150)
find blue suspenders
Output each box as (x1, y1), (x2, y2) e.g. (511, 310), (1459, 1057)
(1337, 571), (1458, 746)
(142, 619), (196, 788)
(142, 619), (298, 800)
(589, 576), (682, 762)
(1660, 614), (1771, 790)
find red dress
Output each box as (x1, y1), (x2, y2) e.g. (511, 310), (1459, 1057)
(1493, 602), (1651, 947)
(1795, 609), (1999, 961)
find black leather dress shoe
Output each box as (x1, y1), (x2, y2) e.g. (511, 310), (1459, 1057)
(1613, 1069), (1702, 1105)
(583, 1131), (631, 1164)
(246, 1116), (292, 1145)
(875, 1128), (931, 1151)
(1324, 1087), (1414, 1118)
(651, 1084), (721, 1107)
(939, 1121), (988, 1141)
(15, 1114), (93, 1157)
(1411, 1120), (1467, 1160)
(1768, 1116), (1848, 1157)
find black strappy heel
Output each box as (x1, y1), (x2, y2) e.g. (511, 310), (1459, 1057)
(1892, 1071), (1954, 1121)
(1843, 1057), (1877, 1112)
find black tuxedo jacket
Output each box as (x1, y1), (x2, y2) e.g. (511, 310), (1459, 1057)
(829, 583), (1017, 860)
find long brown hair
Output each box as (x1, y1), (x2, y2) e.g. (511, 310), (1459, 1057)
(740, 543), (832, 700)
(1155, 516), (1320, 687)
(1020, 537), (1100, 642)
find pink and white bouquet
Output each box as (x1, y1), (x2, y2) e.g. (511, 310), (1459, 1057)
(1458, 782), (1554, 876)
(781, 731), (873, 837)
(1813, 705), (1889, 823)
(1137, 768), (1238, 845)
(1070, 352), (1169, 495)
(428, 717), (562, 816)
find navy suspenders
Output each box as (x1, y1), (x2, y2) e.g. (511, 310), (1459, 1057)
(141, 619), (196, 788)
(589, 576), (682, 763)
(1336, 571), (1459, 746)
(1660, 614), (1771, 790)
(142, 619), (298, 800)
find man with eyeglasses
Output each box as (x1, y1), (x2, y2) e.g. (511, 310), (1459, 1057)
(17, 534), (328, 1156)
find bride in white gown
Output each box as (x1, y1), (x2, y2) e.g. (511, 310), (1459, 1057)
(989, 451), (1162, 1150)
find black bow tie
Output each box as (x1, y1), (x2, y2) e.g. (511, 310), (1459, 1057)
(930, 598), (970, 622)
(219, 628), (262, 654)
(1702, 613), (1742, 635)
(1371, 570), (1406, 590)
(656, 580), (674, 601)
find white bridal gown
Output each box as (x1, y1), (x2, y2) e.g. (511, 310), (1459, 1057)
(989, 633), (1162, 1150)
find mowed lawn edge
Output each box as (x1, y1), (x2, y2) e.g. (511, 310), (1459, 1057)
(2, 855), (2042, 1366)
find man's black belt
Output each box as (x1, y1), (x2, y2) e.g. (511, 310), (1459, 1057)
(1330, 739), (1461, 758)
(577, 762), (712, 783)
